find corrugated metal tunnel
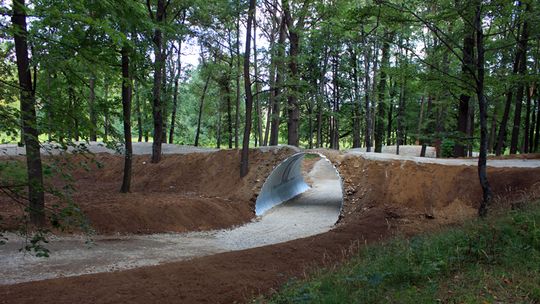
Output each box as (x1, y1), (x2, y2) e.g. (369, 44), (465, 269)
(255, 152), (344, 218)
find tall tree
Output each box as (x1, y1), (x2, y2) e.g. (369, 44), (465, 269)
(12, 0), (45, 226)
(148, 0), (167, 163)
(509, 2), (531, 154)
(240, 0), (256, 177)
(120, 45), (133, 193)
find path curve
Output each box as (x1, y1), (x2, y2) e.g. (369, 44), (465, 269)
(0, 158), (342, 285)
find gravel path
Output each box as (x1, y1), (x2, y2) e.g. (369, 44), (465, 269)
(0, 159), (342, 285)
(348, 151), (540, 168)
(0, 142), (217, 156)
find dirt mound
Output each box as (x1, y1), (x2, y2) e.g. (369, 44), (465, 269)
(1, 150), (540, 304)
(334, 154), (540, 230)
(0, 147), (296, 234)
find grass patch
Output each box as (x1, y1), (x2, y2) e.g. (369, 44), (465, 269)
(264, 202), (540, 303)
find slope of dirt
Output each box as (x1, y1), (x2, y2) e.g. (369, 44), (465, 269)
(334, 153), (540, 232)
(0, 159), (342, 285)
(1, 150), (540, 304)
(0, 147), (296, 234)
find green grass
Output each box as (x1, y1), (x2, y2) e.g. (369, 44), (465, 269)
(264, 202), (540, 304)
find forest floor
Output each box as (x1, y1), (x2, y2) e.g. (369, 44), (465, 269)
(0, 144), (540, 303)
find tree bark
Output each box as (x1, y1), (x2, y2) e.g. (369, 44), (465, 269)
(194, 75), (211, 147)
(135, 81), (143, 142)
(374, 36), (391, 153)
(510, 3), (530, 154)
(363, 28), (373, 152)
(169, 41), (182, 144)
(12, 0), (45, 226)
(240, 0), (256, 177)
(103, 82), (109, 142)
(235, 0), (241, 149)
(533, 97), (540, 152)
(350, 45), (361, 148)
(282, 0), (303, 147)
(524, 85), (532, 153)
(150, 0), (166, 163)
(120, 46), (133, 193)
(253, 8), (263, 147)
(89, 75), (97, 141)
(396, 42), (408, 154)
(269, 18), (286, 146)
(454, 31), (474, 157)
(475, 3), (492, 217)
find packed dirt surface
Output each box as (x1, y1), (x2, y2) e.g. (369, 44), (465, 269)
(0, 147), (297, 233)
(0, 158), (342, 285)
(1, 145), (540, 304)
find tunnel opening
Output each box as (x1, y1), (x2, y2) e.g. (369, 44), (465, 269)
(254, 152), (344, 221)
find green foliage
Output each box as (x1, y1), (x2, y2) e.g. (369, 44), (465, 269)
(441, 138), (455, 158)
(266, 202), (540, 303)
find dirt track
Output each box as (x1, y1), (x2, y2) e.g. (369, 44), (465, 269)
(1, 145), (540, 303)
(0, 158), (342, 285)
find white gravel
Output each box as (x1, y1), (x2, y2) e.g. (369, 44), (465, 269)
(347, 151), (540, 168)
(0, 142), (217, 156)
(348, 145), (437, 157)
(0, 159), (342, 285)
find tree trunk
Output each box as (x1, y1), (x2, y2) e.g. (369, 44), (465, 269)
(194, 75), (211, 147)
(150, 0), (166, 163)
(169, 42), (182, 144)
(454, 31), (474, 157)
(89, 75), (97, 141)
(523, 85), (532, 153)
(103, 82), (109, 142)
(363, 29), (373, 152)
(396, 45), (407, 154)
(161, 45), (170, 144)
(488, 105), (498, 153)
(235, 0), (241, 149)
(135, 81), (143, 142)
(269, 18), (286, 146)
(534, 96), (540, 152)
(283, 0), (303, 147)
(420, 96), (433, 157)
(474, 3), (492, 217)
(12, 0), (45, 226)
(510, 4), (530, 154)
(226, 80), (233, 149)
(263, 0), (278, 147)
(374, 36), (391, 153)
(240, 0), (256, 177)
(253, 9), (263, 147)
(120, 46), (133, 193)
(350, 45), (361, 148)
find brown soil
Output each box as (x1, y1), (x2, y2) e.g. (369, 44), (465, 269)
(334, 153), (540, 232)
(0, 148), (295, 234)
(1, 149), (540, 304)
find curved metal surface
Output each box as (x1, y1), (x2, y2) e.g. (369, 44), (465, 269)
(255, 153), (309, 215)
(255, 152), (344, 216)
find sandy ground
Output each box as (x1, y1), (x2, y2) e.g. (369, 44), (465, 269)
(0, 142), (217, 156)
(348, 145), (437, 157)
(0, 158), (342, 285)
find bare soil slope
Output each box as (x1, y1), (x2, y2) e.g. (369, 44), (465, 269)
(1, 149), (540, 304)
(0, 147), (296, 234)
